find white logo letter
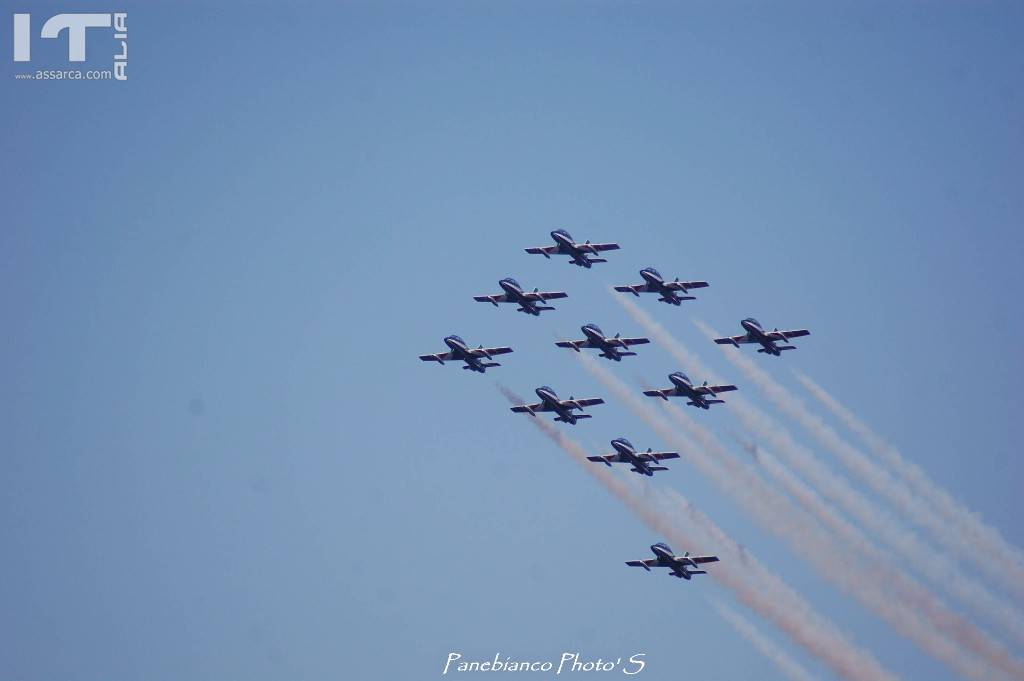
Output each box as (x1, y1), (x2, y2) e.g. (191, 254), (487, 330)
(40, 13), (112, 62)
(13, 14), (30, 62)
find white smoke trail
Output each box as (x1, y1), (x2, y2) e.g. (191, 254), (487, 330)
(794, 372), (1024, 600)
(610, 297), (1024, 677)
(690, 319), (1024, 647)
(712, 601), (819, 681)
(580, 354), (1017, 681)
(497, 385), (898, 681)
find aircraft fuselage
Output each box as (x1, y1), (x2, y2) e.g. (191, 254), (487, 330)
(444, 336), (487, 372)
(536, 387), (576, 424)
(668, 373), (711, 409)
(581, 324), (622, 359)
(640, 268), (681, 304)
(499, 279), (539, 315)
(551, 230), (596, 267)
(611, 438), (654, 476)
(740, 319), (782, 356)
(650, 543), (697, 579)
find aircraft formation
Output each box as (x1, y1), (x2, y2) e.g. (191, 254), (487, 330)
(419, 229), (813, 581)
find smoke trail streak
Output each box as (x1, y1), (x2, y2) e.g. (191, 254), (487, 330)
(497, 385), (898, 681)
(689, 319), (1024, 647)
(583, 353), (1018, 681)
(696, 316), (1024, 606)
(712, 601), (819, 681)
(794, 372), (1024, 600)
(610, 297), (1024, 677)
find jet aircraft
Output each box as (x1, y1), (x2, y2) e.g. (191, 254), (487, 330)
(474, 278), (568, 316)
(555, 323), (649, 361)
(525, 229), (620, 268)
(625, 543), (719, 580)
(713, 318), (810, 356)
(509, 385), (604, 425)
(614, 267), (708, 305)
(418, 335), (513, 373)
(643, 371), (738, 409)
(586, 437), (679, 476)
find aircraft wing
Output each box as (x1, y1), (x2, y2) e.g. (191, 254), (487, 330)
(510, 402), (547, 413)
(626, 559), (660, 570)
(687, 555), (719, 564)
(473, 294), (509, 305)
(555, 339), (589, 350)
(578, 242), (620, 253)
(471, 346), (513, 357)
(695, 384), (738, 395)
(764, 329), (811, 341)
(521, 290), (568, 301)
(568, 397), (605, 408)
(613, 284), (645, 296)
(525, 246), (559, 256)
(586, 454), (623, 464)
(614, 337), (650, 347)
(642, 388), (674, 399)
(714, 334), (755, 346)
(640, 451), (680, 462)
(663, 280), (709, 291)
(419, 352), (455, 363)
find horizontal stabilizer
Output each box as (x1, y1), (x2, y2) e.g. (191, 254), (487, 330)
(463, 362), (500, 370)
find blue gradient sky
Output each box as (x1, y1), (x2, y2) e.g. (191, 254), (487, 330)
(2, 2), (1022, 680)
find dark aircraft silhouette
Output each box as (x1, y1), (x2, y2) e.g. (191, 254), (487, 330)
(474, 278), (567, 316)
(614, 267), (708, 305)
(555, 323), (649, 361)
(643, 371), (738, 409)
(509, 385), (604, 425)
(714, 318), (810, 356)
(626, 543), (719, 580)
(525, 229), (620, 268)
(586, 437), (679, 476)
(418, 335), (513, 373)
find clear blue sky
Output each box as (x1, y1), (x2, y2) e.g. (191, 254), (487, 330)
(2, 2), (1022, 680)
